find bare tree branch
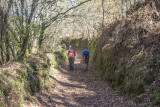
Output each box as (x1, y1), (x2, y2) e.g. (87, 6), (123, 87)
(45, 0), (92, 28)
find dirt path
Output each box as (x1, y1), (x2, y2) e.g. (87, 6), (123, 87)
(32, 51), (138, 107)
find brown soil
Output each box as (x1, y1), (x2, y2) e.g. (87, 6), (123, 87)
(25, 52), (140, 107)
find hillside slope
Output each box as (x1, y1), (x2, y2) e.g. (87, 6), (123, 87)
(92, 0), (160, 106)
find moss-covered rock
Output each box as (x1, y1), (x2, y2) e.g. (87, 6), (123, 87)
(0, 53), (55, 106)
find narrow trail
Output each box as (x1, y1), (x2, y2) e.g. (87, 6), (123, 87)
(34, 51), (138, 107)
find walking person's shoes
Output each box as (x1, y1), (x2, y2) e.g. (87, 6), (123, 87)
(84, 68), (88, 71)
(71, 68), (74, 72)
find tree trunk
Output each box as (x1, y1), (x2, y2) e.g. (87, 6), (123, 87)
(18, 0), (38, 59)
(39, 25), (45, 50)
(19, 26), (30, 59)
(4, 14), (10, 62)
(102, 0), (105, 31)
(121, 0), (124, 19)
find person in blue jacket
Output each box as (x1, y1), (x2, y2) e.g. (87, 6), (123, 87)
(82, 46), (90, 71)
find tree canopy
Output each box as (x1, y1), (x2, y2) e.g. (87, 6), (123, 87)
(0, 0), (144, 64)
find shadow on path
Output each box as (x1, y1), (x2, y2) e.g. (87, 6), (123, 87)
(35, 51), (138, 107)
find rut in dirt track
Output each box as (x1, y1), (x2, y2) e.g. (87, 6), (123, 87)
(35, 51), (139, 107)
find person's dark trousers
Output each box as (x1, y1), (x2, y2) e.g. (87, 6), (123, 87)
(84, 57), (89, 71)
(69, 58), (75, 71)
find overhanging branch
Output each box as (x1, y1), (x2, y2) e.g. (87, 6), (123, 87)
(45, 0), (92, 28)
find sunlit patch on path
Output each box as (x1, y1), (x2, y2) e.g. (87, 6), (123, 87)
(28, 51), (139, 107)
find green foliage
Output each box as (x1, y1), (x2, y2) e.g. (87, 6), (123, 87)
(25, 49), (29, 56)
(93, 50), (146, 97)
(144, 70), (154, 85)
(0, 53), (53, 106)
(88, 41), (98, 58)
(61, 38), (88, 50)
(16, 69), (26, 82)
(0, 72), (21, 106)
(0, 90), (6, 106)
(150, 88), (160, 106)
(54, 45), (68, 66)
(41, 71), (48, 80)
(24, 80), (32, 94)
(30, 62), (41, 71)
(54, 64), (59, 69)
(43, 63), (49, 69)
(23, 57), (29, 64)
